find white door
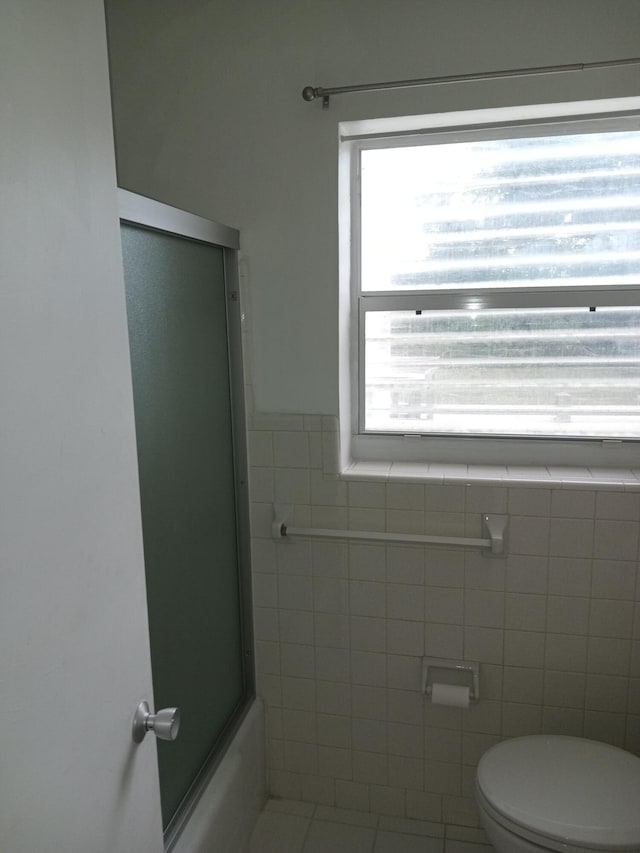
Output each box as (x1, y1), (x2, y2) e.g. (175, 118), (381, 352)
(0, 2), (164, 851)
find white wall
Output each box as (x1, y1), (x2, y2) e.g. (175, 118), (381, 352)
(106, 0), (640, 415)
(0, 2), (162, 850)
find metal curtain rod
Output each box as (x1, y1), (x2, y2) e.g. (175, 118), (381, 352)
(302, 56), (640, 108)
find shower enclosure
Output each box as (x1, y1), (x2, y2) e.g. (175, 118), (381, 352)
(118, 190), (254, 847)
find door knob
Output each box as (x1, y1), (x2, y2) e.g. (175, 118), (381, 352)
(132, 700), (181, 744)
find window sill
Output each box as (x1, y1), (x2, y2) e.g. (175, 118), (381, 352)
(342, 460), (640, 490)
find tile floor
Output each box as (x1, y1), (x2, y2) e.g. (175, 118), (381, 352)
(249, 799), (494, 853)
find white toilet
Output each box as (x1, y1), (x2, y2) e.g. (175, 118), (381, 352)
(475, 735), (640, 853)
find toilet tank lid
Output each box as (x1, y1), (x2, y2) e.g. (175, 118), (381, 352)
(476, 735), (640, 849)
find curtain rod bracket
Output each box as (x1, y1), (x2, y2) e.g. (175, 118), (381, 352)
(302, 85), (330, 108)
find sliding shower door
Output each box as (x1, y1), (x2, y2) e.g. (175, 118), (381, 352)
(118, 191), (253, 836)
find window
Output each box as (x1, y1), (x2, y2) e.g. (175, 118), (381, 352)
(342, 100), (640, 466)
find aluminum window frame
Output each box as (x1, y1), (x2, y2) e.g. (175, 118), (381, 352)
(344, 99), (640, 466)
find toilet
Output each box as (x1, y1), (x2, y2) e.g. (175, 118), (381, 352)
(475, 735), (640, 852)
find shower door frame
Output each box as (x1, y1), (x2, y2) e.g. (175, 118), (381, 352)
(118, 189), (255, 850)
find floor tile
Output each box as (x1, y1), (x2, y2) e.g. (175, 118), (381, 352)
(445, 842), (493, 852)
(375, 829), (443, 852)
(302, 820), (376, 853)
(266, 798), (316, 817)
(250, 811), (310, 853)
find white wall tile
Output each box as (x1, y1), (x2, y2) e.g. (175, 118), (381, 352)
(351, 651), (387, 687)
(587, 637), (631, 675)
(505, 555), (548, 594)
(549, 517), (593, 558)
(314, 613), (349, 649)
(585, 674), (629, 713)
(547, 596), (590, 634)
(351, 616), (387, 653)
(425, 588), (464, 625)
(312, 541), (348, 578)
(348, 482), (387, 509)
(505, 593), (546, 632)
(282, 676), (316, 711)
(353, 751), (388, 786)
(543, 670), (586, 708)
(350, 543), (386, 581)
(317, 746), (353, 780)
(273, 468), (311, 504)
(302, 775), (336, 806)
(313, 577), (348, 613)
(465, 590), (504, 628)
(388, 584), (425, 621)
(387, 509), (425, 535)
(388, 545), (425, 584)
(545, 634), (588, 672)
(593, 519), (639, 561)
(550, 489), (595, 518)
(542, 707), (584, 737)
(547, 557), (592, 596)
(509, 515), (550, 555)
(280, 609), (315, 645)
(316, 681), (351, 716)
(387, 483), (425, 511)
(501, 703), (542, 738)
(463, 554), (505, 591)
(591, 560), (637, 599)
(425, 550), (464, 587)
(504, 631), (545, 667)
(462, 627), (503, 664)
(388, 689), (423, 726)
(589, 599), (634, 638)
(387, 619), (424, 656)
(387, 654), (422, 691)
(583, 710), (626, 747)
(502, 666), (544, 705)
(282, 709), (317, 743)
(317, 714), (351, 749)
(508, 487), (551, 517)
(425, 484), (466, 513)
(352, 685), (387, 720)
(248, 430), (274, 467)
(315, 647), (350, 682)
(352, 718), (387, 754)
(350, 581), (386, 618)
(279, 575), (313, 611)
(274, 431), (309, 468)
(596, 490), (640, 521)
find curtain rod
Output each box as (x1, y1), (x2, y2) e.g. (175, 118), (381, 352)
(302, 57), (640, 109)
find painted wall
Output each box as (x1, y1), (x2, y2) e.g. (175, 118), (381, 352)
(106, 0), (640, 415)
(0, 2), (163, 850)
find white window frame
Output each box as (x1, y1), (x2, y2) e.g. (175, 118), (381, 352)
(339, 96), (640, 470)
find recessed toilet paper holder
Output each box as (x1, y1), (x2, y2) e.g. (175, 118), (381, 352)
(422, 657), (480, 703)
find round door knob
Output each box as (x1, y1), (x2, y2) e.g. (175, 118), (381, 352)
(132, 700), (181, 744)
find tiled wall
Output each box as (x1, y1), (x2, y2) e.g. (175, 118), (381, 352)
(248, 414), (640, 826)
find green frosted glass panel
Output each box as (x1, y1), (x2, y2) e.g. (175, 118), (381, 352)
(121, 224), (244, 828)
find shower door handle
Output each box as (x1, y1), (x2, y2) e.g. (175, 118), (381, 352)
(132, 700), (181, 744)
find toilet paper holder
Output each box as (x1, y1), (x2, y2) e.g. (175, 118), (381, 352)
(422, 657), (480, 703)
